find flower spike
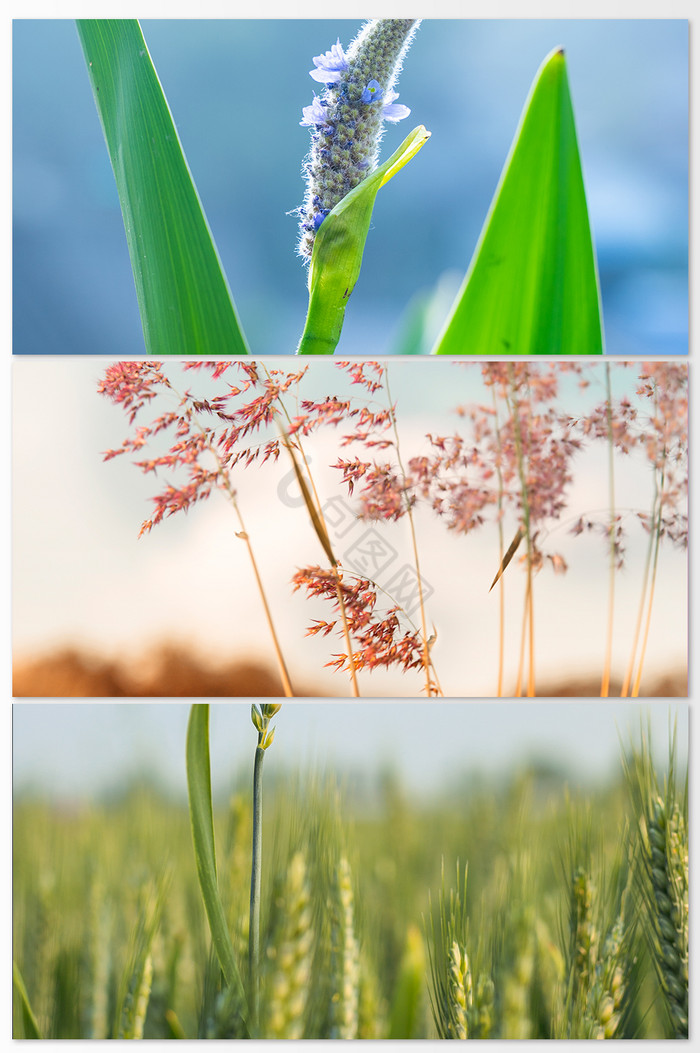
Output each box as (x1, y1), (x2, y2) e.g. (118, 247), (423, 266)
(297, 19), (421, 260)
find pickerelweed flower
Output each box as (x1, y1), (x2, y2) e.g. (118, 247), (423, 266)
(297, 19), (420, 260)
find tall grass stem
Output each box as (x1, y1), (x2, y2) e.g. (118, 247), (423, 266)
(249, 744), (265, 1029)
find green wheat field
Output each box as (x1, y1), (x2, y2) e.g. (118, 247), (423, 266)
(13, 712), (687, 1040)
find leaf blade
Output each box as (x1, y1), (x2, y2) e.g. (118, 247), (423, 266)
(76, 19), (249, 356)
(186, 704), (247, 1007)
(297, 125), (430, 356)
(432, 49), (603, 356)
(12, 961), (42, 1040)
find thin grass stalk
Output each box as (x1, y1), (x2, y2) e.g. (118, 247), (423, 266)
(384, 366), (440, 696)
(193, 416), (295, 697)
(225, 484), (294, 698)
(506, 366), (536, 697)
(249, 744), (264, 1030)
(630, 461), (666, 698)
(331, 575), (362, 697)
(619, 524), (653, 697)
(491, 384), (507, 697)
(620, 381), (662, 697)
(526, 565), (535, 697)
(513, 580), (528, 698)
(278, 426), (361, 696)
(600, 363), (616, 697)
(248, 704), (281, 1032)
(256, 370), (360, 699)
(270, 396), (362, 697)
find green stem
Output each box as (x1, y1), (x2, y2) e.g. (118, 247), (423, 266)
(384, 366), (440, 697)
(249, 743), (265, 1030)
(490, 385), (507, 697)
(506, 365), (535, 696)
(601, 362), (616, 697)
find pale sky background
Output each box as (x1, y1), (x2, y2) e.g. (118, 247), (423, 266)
(11, 357), (688, 698)
(12, 701), (689, 802)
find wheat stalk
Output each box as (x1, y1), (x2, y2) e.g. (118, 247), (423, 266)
(264, 851), (314, 1038)
(329, 856), (360, 1039)
(622, 723), (688, 1037)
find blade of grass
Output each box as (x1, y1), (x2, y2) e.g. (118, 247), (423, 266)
(489, 526), (525, 593)
(76, 20), (250, 356)
(278, 426), (361, 697)
(186, 705), (247, 1012)
(431, 48), (603, 356)
(12, 961), (42, 1039)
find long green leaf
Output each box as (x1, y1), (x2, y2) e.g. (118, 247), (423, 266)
(186, 705), (246, 1009)
(76, 20), (249, 356)
(12, 961), (42, 1039)
(297, 124), (430, 355)
(432, 48), (603, 356)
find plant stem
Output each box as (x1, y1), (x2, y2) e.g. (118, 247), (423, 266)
(246, 704), (280, 1031)
(332, 574), (361, 696)
(507, 366), (535, 697)
(383, 367), (440, 697)
(183, 398), (295, 697)
(277, 421), (361, 697)
(258, 364), (360, 696)
(620, 382), (663, 698)
(631, 469), (665, 698)
(601, 363), (616, 697)
(491, 385), (507, 698)
(249, 743), (265, 1031)
(219, 472), (294, 697)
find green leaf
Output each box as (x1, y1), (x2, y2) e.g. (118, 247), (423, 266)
(432, 48), (604, 356)
(12, 961), (42, 1039)
(186, 705), (247, 1010)
(76, 20), (249, 356)
(297, 124), (431, 355)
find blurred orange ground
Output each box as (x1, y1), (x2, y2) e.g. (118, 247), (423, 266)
(12, 647), (686, 699)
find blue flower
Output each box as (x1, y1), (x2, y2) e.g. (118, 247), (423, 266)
(360, 80), (410, 121)
(300, 95), (330, 128)
(361, 79), (383, 103)
(309, 39), (349, 84)
(381, 90), (411, 124)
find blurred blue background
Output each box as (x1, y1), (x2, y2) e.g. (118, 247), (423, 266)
(13, 19), (688, 356)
